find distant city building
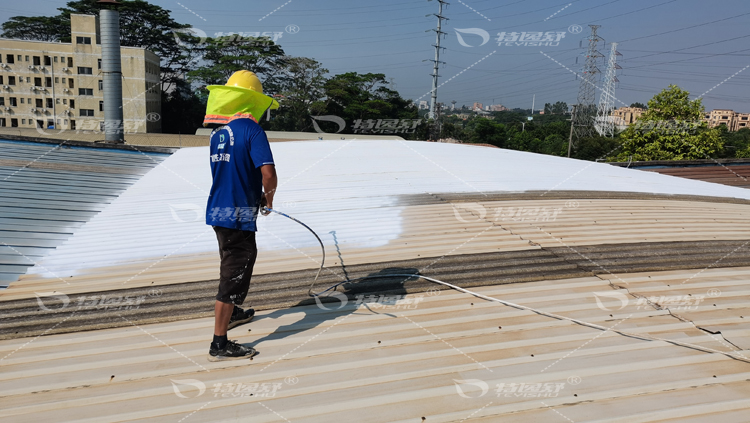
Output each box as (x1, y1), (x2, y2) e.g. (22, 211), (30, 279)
(611, 107), (645, 126)
(0, 14), (161, 132)
(704, 109), (750, 131)
(472, 102), (483, 112)
(489, 104), (508, 112)
(418, 101), (429, 110)
(610, 107), (750, 132)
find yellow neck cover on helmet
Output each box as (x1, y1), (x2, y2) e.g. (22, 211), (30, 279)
(203, 85), (276, 126)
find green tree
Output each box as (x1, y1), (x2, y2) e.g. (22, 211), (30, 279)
(187, 37), (287, 89)
(160, 78), (206, 134)
(574, 136), (622, 161)
(544, 101), (568, 114)
(612, 85), (722, 161)
(317, 72), (419, 136)
(265, 57), (329, 132)
(0, 15), (68, 41)
(440, 120), (466, 141)
(468, 118), (506, 147)
(716, 127), (750, 158)
(630, 102), (647, 109)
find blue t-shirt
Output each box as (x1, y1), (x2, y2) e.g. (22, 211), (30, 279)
(205, 119), (274, 231)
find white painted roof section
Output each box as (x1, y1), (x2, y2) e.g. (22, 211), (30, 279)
(25, 140), (750, 278)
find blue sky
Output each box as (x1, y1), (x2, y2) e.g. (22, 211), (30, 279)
(4, 0), (749, 111)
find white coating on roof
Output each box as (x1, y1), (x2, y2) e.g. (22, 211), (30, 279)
(26, 140), (750, 278)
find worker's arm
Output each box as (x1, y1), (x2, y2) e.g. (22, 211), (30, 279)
(260, 164), (277, 215)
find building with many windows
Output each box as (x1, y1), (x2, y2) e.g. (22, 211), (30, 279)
(704, 109), (750, 131)
(0, 14), (161, 133)
(610, 106), (646, 126)
(610, 106), (750, 132)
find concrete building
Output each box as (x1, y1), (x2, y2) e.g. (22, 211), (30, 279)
(704, 109), (750, 131)
(610, 107), (750, 132)
(472, 102), (483, 112)
(0, 14), (161, 133)
(610, 106), (645, 126)
(489, 104), (508, 112)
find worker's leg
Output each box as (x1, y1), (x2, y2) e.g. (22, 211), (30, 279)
(214, 300), (234, 336)
(212, 227), (257, 330)
(209, 227), (258, 360)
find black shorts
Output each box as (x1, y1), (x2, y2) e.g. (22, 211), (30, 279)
(213, 226), (258, 305)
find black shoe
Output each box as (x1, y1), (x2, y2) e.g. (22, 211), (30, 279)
(228, 306), (255, 330)
(208, 340), (257, 362)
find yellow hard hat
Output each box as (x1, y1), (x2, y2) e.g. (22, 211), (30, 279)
(217, 70), (279, 109)
(226, 70), (264, 93)
(203, 70), (279, 126)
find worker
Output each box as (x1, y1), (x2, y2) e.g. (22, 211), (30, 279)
(203, 70), (279, 361)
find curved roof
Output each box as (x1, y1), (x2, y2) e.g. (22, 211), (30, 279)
(5, 140), (750, 299)
(2, 139), (750, 421)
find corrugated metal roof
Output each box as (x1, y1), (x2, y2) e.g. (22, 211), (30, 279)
(0, 139), (169, 286)
(642, 165), (750, 189)
(4, 196), (750, 301)
(4, 140), (750, 300)
(2, 139), (750, 421)
(1, 265), (748, 421)
(2, 239), (749, 340)
(608, 159), (750, 189)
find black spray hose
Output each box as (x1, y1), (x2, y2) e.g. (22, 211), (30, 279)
(263, 207), (326, 295)
(262, 207), (750, 364)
